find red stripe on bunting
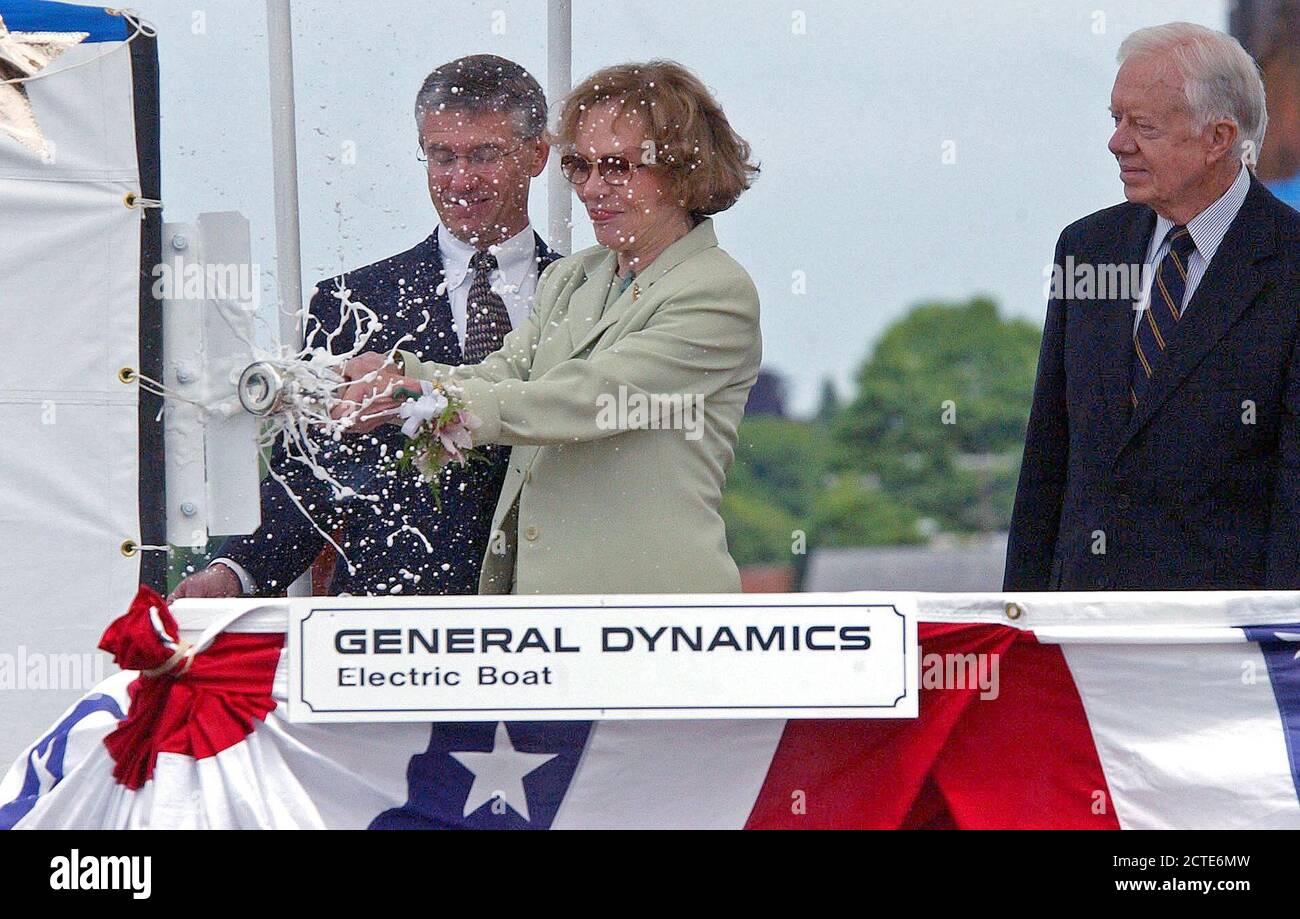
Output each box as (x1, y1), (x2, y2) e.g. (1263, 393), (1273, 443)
(745, 622), (1118, 829)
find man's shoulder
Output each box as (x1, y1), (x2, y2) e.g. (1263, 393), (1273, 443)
(684, 241), (753, 284)
(1059, 200), (1148, 246)
(535, 233), (564, 268)
(1259, 185), (1300, 255)
(312, 234), (439, 300)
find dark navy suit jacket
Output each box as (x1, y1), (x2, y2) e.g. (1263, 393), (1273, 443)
(218, 229), (560, 596)
(1005, 177), (1300, 590)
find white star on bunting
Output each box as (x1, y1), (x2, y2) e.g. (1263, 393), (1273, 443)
(450, 722), (557, 823)
(0, 12), (88, 157)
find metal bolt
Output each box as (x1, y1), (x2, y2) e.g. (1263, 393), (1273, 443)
(180, 502), (197, 517)
(171, 234), (188, 251)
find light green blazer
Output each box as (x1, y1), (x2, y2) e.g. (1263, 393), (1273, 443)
(397, 217), (762, 595)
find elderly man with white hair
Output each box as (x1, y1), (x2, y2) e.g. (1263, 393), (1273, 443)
(1005, 22), (1300, 591)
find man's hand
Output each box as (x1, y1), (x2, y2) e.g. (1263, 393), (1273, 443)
(332, 352), (422, 435)
(168, 562), (242, 603)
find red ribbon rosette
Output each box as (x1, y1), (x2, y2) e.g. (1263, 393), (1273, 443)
(98, 585), (283, 791)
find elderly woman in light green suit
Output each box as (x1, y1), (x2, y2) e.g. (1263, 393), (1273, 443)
(339, 61), (761, 595)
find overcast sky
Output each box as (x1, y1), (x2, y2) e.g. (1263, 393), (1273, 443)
(133, 0), (1228, 415)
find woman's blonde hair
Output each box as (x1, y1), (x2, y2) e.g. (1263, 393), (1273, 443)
(549, 60), (759, 218)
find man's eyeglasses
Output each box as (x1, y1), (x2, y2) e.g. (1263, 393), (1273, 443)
(560, 152), (648, 186)
(419, 141), (525, 170)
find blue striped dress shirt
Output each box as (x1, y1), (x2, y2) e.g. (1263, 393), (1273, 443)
(1133, 165), (1252, 332)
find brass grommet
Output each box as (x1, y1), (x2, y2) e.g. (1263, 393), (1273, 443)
(120, 539), (139, 557)
(1004, 601), (1024, 621)
(124, 192), (137, 208)
(118, 367), (136, 383)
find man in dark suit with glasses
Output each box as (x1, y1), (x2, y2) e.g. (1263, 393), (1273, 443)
(174, 54), (561, 599)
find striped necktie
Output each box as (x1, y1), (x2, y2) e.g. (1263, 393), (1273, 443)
(1131, 225), (1197, 407)
(462, 251), (512, 364)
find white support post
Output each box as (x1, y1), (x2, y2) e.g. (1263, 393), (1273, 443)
(265, 0), (305, 354)
(547, 0), (573, 254)
(265, 0), (311, 596)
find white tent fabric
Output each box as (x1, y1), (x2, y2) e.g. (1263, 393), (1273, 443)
(0, 15), (145, 767)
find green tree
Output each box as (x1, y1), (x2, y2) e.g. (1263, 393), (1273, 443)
(808, 478), (924, 547)
(724, 416), (831, 519)
(720, 415), (835, 565)
(832, 296), (1040, 532)
(720, 297), (1040, 564)
(721, 490), (800, 568)
(814, 377), (842, 426)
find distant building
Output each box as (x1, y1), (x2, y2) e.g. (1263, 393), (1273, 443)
(801, 534), (1008, 593)
(744, 369), (788, 418)
(739, 564), (796, 593)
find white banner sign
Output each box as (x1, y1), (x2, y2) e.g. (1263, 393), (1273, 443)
(287, 593), (918, 722)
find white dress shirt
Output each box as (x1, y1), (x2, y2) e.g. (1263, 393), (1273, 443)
(438, 222), (541, 354)
(1133, 165), (1251, 332)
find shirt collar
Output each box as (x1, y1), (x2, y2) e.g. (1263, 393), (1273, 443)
(437, 222), (537, 293)
(1151, 164), (1251, 262)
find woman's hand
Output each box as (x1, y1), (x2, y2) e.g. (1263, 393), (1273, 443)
(332, 352), (423, 435)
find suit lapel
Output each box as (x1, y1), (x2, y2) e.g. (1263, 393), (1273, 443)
(566, 218), (720, 358)
(569, 267), (641, 357)
(1097, 206), (1156, 449)
(401, 231), (458, 364)
(477, 236), (563, 520)
(563, 251), (619, 355)
(1116, 179), (1278, 452)
(533, 231), (562, 268)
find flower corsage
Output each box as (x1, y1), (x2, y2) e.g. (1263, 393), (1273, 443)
(394, 380), (484, 500)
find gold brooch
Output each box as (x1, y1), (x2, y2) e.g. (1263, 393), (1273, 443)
(631, 282), (641, 303)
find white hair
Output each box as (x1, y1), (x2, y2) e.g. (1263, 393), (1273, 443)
(1118, 22), (1269, 163)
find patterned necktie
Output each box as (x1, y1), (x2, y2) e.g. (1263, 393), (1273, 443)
(462, 251), (512, 364)
(1131, 225), (1197, 407)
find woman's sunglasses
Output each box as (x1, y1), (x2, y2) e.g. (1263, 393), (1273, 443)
(560, 152), (648, 186)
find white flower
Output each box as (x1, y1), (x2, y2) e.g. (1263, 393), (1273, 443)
(398, 389), (448, 438)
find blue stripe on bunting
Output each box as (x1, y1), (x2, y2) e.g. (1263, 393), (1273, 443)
(0, 0), (129, 42)
(1243, 625), (1300, 806)
(0, 693), (126, 830)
